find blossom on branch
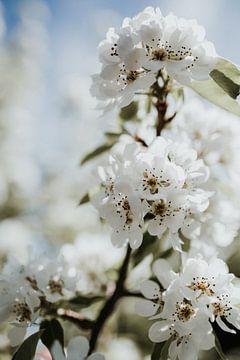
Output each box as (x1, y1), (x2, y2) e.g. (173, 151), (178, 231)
(91, 7), (217, 110)
(92, 137), (210, 250)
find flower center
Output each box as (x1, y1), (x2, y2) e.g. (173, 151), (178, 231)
(48, 279), (64, 295)
(154, 200), (166, 215)
(190, 276), (215, 296)
(13, 302), (32, 323)
(126, 70), (139, 83)
(151, 48), (168, 61)
(175, 301), (195, 322)
(212, 295), (232, 317)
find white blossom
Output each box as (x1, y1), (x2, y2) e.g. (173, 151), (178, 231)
(0, 280), (40, 346)
(91, 7), (217, 110)
(136, 257), (240, 360)
(92, 137), (210, 250)
(0, 250), (78, 345)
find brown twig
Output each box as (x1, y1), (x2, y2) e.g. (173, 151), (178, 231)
(89, 245), (132, 354)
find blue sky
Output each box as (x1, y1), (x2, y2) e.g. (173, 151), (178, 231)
(2, 0), (240, 63)
(1, 0), (239, 170)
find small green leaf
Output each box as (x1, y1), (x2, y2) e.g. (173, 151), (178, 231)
(160, 337), (172, 360)
(151, 342), (164, 360)
(119, 101), (138, 120)
(151, 337), (173, 360)
(79, 193), (90, 206)
(105, 131), (122, 139)
(210, 69), (240, 99)
(80, 143), (115, 165)
(12, 330), (43, 360)
(190, 57), (240, 116)
(132, 232), (159, 267)
(179, 230), (191, 252)
(40, 319), (64, 360)
(214, 333), (229, 360)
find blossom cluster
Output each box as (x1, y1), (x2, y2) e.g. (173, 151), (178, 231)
(0, 252), (77, 346)
(91, 7), (217, 110)
(136, 257), (240, 360)
(92, 136), (211, 251)
(163, 100), (240, 253)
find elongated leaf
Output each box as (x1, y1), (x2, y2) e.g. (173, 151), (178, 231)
(81, 143), (115, 165)
(210, 69), (240, 99)
(12, 330), (43, 360)
(79, 193), (90, 205)
(132, 232), (159, 267)
(40, 319), (64, 359)
(160, 337), (172, 360)
(151, 337), (173, 360)
(119, 101), (138, 120)
(214, 333), (229, 360)
(105, 131), (122, 139)
(190, 57), (240, 116)
(151, 342), (164, 360)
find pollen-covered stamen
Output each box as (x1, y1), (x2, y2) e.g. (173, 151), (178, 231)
(48, 278), (64, 296)
(102, 177), (114, 197)
(212, 294), (232, 318)
(151, 48), (168, 61)
(172, 300), (196, 322)
(190, 276), (215, 296)
(142, 168), (171, 194)
(110, 43), (119, 57)
(169, 327), (192, 346)
(13, 301), (32, 323)
(115, 195), (135, 230)
(145, 39), (198, 64)
(117, 64), (147, 91)
(149, 199), (185, 225)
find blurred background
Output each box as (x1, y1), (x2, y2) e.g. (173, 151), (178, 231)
(0, 0), (239, 359)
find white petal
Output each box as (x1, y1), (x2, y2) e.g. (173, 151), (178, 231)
(140, 280), (160, 299)
(135, 299), (159, 317)
(216, 316), (236, 334)
(168, 339), (178, 360)
(88, 353), (105, 360)
(68, 336), (89, 359)
(152, 259), (176, 289)
(51, 341), (66, 360)
(149, 320), (171, 343)
(8, 326), (27, 347)
(227, 307), (240, 330)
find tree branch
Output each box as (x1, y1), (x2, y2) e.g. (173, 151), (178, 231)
(89, 245), (132, 353)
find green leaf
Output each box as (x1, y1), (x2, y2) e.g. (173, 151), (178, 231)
(151, 337), (173, 360)
(79, 193), (90, 206)
(210, 69), (240, 99)
(12, 330), (43, 360)
(160, 337), (172, 360)
(80, 143), (115, 165)
(151, 342), (165, 360)
(214, 333), (229, 360)
(190, 57), (240, 116)
(105, 131), (122, 139)
(132, 232), (159, 267)
(40, 319), (64, 360)
(119, 101), (138, 120)
(179, 230), (191, 252)
(151, 342), (164, 360)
